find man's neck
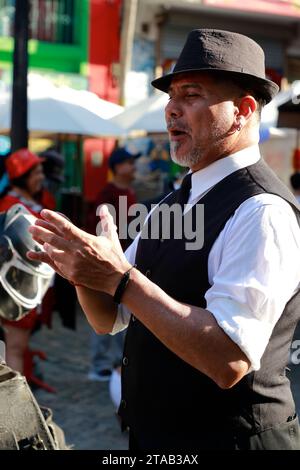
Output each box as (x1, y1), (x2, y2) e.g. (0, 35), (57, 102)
(190, 136), (259, 173)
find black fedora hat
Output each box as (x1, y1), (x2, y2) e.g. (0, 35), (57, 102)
(152, 29), (279, 103)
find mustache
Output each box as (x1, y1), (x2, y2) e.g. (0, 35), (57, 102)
(166, 119), (190, 133)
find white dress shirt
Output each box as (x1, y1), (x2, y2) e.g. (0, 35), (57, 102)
(111, 145), (300, 372)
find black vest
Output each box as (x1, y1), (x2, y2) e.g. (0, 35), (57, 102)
(119, 159), (300, 450)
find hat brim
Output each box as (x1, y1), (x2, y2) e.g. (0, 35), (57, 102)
(152, 69), (279, 103)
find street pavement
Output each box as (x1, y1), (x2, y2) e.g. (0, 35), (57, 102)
(31, 306), (300, 450)
(31, 307), (128, 450)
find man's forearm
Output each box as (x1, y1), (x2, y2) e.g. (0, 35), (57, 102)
(76, 286), (117, 334)
(121, 268), (250, 388)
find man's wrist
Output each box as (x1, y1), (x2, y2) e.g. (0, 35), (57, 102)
(113, 264), (137, 304)
(108, 261), (133, 297)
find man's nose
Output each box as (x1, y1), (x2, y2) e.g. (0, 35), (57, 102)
(165, 98), (183, 120)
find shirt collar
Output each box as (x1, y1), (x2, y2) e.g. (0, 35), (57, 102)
(190, 145), (261, 203)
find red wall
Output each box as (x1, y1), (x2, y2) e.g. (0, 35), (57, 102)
(84, 0), (122, 205)
(88, 0), (121, 103)
(83, 138), (115, 202)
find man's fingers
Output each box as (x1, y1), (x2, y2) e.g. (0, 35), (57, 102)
(40, 209), (84, 241)
(29, 224), (71, 252)
(27, 250), (51, 264)
(43, 244), (79, 281)
(43, 243), (66, 262)
(34, 218), (64, 237)
(27, 250), (68, 279)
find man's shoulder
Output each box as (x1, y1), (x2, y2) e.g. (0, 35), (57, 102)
(232, 193), (299, 229)
(239, 193), (296, 211)
(216, 193), (300, 255)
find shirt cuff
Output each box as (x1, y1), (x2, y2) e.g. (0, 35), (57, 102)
(110, 303), (131, 335)
(206, 297), (273, 371)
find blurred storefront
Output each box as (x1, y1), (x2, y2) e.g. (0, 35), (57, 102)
(0, 0), (122, 227)
(84, 0), (122, 208)
(132, 0), (300, 96)
(124, 0), (300, 187)
(0, 0), (89, 81)
(1, 0), (300, 218)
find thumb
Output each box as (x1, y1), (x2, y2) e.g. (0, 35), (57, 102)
(98, 204), (120, 245)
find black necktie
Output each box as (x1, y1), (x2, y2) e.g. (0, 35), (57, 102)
(148, 172), (192, 243)
(177, 172), (192, 209)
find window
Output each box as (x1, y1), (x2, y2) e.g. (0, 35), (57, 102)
(0, 0), (75, 44)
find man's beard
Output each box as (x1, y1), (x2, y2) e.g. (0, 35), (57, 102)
(169, 121), (229, 168)
(170, 141), (205, 168)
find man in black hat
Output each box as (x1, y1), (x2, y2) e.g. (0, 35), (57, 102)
(28, 29), (300, 450)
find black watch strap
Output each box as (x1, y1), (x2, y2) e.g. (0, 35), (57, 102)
(113, 265), (136, 304)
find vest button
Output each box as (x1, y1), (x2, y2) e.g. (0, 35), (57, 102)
(145, 269), (151, 278)
(121, 399), (127, 409)
(131, 315), (136, 322)
(123, 357), (129, 366)
(160, 238), (164, 243)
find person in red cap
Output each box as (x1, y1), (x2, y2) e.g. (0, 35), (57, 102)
(0, 148), (45, 375)
(0, 148), (45, 216)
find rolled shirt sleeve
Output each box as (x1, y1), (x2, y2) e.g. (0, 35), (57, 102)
(205, 194), (300, 371)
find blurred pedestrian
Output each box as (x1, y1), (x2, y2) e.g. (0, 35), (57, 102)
(39, 148), (65, 210)
(0, 148), (45, 374)
(96, 147), (139, 250)
(290, 172), (300, 203)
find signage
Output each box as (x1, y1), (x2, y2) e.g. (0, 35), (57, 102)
(203, 0), (300, 18)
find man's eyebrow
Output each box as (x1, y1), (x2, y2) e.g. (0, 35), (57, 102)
(168, 83), (204, 93)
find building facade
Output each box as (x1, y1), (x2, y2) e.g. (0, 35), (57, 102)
(0, 0), (123, 221)
(129, 0), (300, 104)
(126, 0), (300, 186)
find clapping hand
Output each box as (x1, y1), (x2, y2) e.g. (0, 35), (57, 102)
(27, 205), (132, 295)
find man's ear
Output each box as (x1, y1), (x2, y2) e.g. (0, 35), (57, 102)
(235, 95), (257, 127)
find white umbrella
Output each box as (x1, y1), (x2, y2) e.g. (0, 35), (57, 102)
(0, 83), (125, 138)
(51, 86), (124, 120)
(111, 93), (169, 133)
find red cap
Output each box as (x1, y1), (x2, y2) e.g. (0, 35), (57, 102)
(6, 148), (44, 180)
